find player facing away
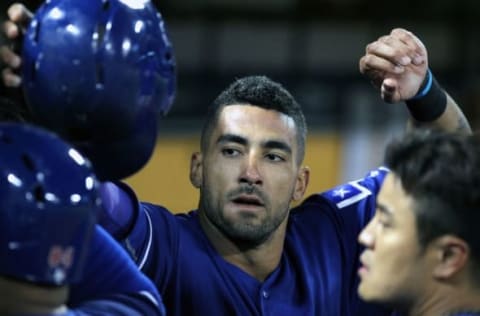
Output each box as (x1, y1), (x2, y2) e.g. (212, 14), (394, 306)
(0, 0), (176, 312)
(0, 122), (166, 316)
(358, 130), (480, 316)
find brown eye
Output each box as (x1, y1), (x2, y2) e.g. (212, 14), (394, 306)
(377, 216), (392, 229)
(265, 153), (285, 162)
(222, 148), (241, 157)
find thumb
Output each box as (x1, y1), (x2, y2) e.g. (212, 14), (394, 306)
(381, 78), (399, 103)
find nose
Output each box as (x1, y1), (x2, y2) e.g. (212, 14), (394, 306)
(240, 154), (262, 186)
(358, 218), (375, 248)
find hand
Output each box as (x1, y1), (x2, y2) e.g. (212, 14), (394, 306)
(359, 28), (428, 103)
(1, 3), (33, 88)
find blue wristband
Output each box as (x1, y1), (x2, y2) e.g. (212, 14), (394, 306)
(410, 69), (433, 100)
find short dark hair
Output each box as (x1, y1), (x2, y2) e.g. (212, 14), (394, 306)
(200, 75), (307, 164)
(384, 129), (480, 279)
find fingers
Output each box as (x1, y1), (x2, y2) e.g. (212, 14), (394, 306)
(381, 78), (400, 103)
(361, 28), (427, 76)
(360, 40), (407, 78)
(1, 3), (31, 89)
(359, 53), (405, 77)
(3, 20), (20, 39)
(7, 3), (33, 34)
(3, 3), (33, 40)
(0, 35), (22, 87)
(0, 46), (21, 68)
(360, 28), (431, 103)
(390, 28), (427, 65)
(0, 44), (22, 88)
(2, 68), (22, 87)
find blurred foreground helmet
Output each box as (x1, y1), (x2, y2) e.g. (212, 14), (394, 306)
(22, 0), (176, 180)
(0, 123), (99, 285)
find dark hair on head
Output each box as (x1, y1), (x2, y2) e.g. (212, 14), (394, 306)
(200, 75), (307, 164)
(384, 129), (480, 280)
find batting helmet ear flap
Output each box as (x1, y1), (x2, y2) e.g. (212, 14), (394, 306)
(22, 0), (176, 180)
(0, 123), (99, 285)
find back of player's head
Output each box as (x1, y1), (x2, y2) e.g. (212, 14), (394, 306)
(22, 0), (176, 181)
(0, 123), (99, 286)
(201, 75), (307, 164)
(384, 130), (480, 277)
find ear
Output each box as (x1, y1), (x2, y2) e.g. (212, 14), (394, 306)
(190, 152), (203, 188)
(432, 235), (469, 280)
(292, 166), (310, 201)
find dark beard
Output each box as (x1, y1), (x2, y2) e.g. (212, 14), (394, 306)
(200, 185), (290, 248)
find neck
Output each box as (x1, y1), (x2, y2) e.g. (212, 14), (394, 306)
(198, 210), (287, 281)
(405, 285), (480, 316)
(0, 276), (68, 315)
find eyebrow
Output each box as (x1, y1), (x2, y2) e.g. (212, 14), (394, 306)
(216, 133), (292, 154)
(217, 134), (247, 146)
(263, 140), (292, 154)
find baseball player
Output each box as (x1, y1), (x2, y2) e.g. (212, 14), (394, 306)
(0, 122), (166, 315)
(358, 130), (480, 316)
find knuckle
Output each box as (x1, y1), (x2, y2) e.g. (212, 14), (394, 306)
(391, 28), (403, 34)
(366, 41), (378, 53)
(378, 35), (389, 43)
(362, 54), (374, 66)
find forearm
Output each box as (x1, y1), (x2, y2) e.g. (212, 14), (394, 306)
(98, 182), (138, 240)
(407, 93), (471, 134)
(97, 182), (158, 270)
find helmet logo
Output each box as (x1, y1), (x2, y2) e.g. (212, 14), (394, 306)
(48, 245), (74, 269)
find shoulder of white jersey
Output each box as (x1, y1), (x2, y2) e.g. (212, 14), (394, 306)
(320, 167), (389, 209)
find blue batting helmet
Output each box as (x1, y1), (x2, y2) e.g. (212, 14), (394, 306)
(22, 0), (176, 180)
(0, 123), (99, 285)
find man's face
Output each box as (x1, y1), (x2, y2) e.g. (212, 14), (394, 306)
(357, 173), (430, 307)
(195, 104), (307, 244)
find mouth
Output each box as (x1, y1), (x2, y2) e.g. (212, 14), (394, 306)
(358, 265), (369, 278)
(231, 194), (265, 210)
(358, 252), (370, 277)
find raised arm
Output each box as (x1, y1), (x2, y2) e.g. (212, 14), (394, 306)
(359, 28), (471, 135)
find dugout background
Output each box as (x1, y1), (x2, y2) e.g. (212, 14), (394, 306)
(2, 0), (480, 212)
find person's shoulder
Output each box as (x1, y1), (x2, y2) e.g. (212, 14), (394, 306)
(301, 167), (389, 210)
(322, 167), (388, 208)
(140, 201), (171, 212)
(137, 203), (201, 238)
